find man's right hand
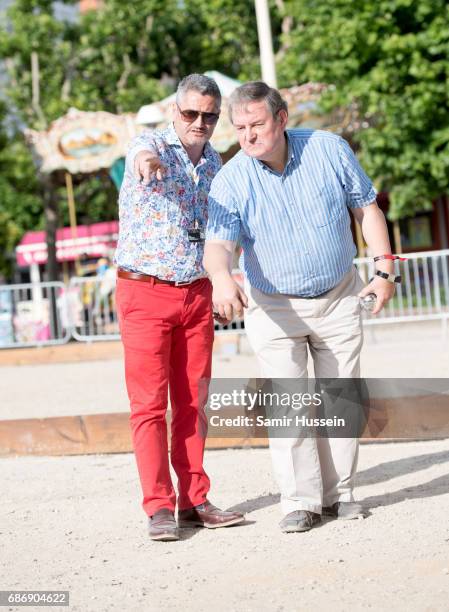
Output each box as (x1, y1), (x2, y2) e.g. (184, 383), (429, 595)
(133, 150), (167, 183)
(211, 271), (248, 323)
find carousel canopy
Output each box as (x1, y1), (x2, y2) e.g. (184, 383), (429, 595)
(16, 221), (119, 266)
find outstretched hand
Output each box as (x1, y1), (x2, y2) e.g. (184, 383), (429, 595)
(134, 150), (167, 183)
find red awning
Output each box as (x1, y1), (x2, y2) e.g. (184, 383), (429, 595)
(16, 221), (119, 267)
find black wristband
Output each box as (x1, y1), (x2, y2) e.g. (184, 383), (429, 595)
(374, 270), (401, 284)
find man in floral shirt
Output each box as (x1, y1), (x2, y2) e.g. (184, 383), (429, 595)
(115, 74), (244, 541)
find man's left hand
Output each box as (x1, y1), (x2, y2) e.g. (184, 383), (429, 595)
(213, 311), (230, 326)
(358, 277), (395, 315)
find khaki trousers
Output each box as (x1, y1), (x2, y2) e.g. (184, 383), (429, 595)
(244, 267), (364, 515)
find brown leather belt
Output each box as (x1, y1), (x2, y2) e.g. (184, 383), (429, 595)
(117, 268), (204, 287)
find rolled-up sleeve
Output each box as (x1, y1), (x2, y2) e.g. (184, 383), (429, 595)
(206, 175), (241, 242)
(337, 137), (377, 209)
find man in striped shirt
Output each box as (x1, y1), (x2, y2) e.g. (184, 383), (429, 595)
(203, 81), (395, 533)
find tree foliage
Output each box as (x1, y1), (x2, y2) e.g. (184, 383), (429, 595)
(0, 102), (42, 278)
(278, 0), (449, 219)
(178, 0), (262, 81)
(1, 0), (263, 126)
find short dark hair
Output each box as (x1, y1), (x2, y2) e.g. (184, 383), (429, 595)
(176, 74), (221, 106)
(228, 81), (288, 121)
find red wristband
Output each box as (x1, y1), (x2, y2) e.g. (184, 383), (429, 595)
(373, 254), (407, 262)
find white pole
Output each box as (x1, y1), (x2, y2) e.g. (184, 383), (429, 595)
(30, 262), (43, 315)
(254, 0), (278, 88)
(30, 262), (41, 285)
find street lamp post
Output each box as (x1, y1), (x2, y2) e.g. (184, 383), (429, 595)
(254, 0), (277, 88)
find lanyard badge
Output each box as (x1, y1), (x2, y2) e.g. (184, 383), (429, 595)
(187, 219), (205, 243)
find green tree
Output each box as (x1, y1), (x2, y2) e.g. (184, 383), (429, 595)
(278, 0), (449, 219)
(1, 0), (265, 125)
(0, 102), (43, 278)
(179, 0), (263, 81)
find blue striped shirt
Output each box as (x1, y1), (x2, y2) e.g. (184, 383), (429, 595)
(206, 129), (377, 296)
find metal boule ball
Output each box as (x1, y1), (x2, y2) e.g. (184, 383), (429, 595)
(360, 293), (377, 312)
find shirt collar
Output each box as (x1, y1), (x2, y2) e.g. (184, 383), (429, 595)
(164, 123), (183, 147)
(255, 131), (295, 175)
(285, 130), (295, 165)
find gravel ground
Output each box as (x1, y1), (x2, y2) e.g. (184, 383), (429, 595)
(1, 320), (449, 610)
(2, 439), (449, 612)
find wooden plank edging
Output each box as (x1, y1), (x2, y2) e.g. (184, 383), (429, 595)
(0, 395), (448, 456)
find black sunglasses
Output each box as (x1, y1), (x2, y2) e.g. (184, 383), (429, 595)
(176, 104), (220, 125)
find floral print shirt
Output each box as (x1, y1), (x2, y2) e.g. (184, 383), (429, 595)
(114, 124), (222, 281)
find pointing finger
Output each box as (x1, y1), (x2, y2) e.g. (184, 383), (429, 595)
(134, 158), (142, 180)
(142, 164), (151, 185)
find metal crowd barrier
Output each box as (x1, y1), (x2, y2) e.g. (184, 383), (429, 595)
(68, 271), (246, 342)
(354, 249), (449, 329)
(0, 281), (71, 348)
(68, 275), (120, 341)
(1, 249), (449, 348)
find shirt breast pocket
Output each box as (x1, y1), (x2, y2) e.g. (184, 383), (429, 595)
(302, 185), (346, 227)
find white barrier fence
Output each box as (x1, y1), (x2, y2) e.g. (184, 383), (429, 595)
(355, 249), (449, 327)
(0, 281), (71, 348)
(1, 249), (449, 348)
(69, 275), (119, 342)
(68, 272), (246, 342)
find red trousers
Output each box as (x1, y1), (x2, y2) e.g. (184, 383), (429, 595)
(116, 276), (213, 516)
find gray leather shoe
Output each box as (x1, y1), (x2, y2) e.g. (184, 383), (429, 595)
(148, 509), (179, 541)
(279, 510), (321, 533)
(322, 501), (366, 520)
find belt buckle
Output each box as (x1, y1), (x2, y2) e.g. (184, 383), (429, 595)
(174, 279), (192, 287)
